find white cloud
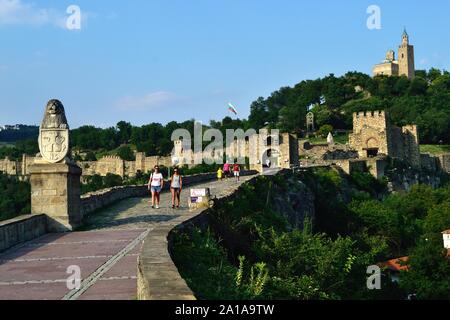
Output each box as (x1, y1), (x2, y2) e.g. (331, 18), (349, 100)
(0, 0), (71, 28)
(116, 91), (180, 111)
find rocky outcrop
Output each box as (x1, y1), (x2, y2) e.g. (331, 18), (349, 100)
(271, 175), (315, 230)
(387, 169), (443, 192)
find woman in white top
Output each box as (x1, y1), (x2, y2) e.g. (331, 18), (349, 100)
(148, 166), (164, 209)
(170, 167), (183, 209)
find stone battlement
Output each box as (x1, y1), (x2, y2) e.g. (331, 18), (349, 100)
(354, 110), (386, 118)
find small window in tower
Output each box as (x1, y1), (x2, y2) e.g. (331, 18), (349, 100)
(402, 54), (404, 58)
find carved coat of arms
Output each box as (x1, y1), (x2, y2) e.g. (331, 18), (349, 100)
(38, 99), (70, 163)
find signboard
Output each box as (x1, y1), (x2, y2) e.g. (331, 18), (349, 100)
(190, 188), (209, 197)
(190, 197), (199, 203)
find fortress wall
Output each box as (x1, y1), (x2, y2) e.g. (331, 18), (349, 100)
(421, 154), (439, 172)
(367, 158), (388, 179)
(437, 154), (450, 173)
(402, 125), (421, 168)
(299, 141), (331, 158)
(388, 126), (405, 159)
(335, 159), (367, 176)
(0, 158), (19, 175)
(353, 111), (387, 132)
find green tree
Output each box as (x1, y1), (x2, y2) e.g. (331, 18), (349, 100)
(423, 201), (450, 234)
(117, 121), (132, 144)
(103, 173), (123, 188)
(399, 234), (450, 300)
(84, 151), (97, 161)
(318, 125), (334, 138)
(0, 173), (31, 221)
(116, 145), (135, 161)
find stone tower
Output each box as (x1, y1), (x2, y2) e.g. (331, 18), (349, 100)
(398, 29), (415, 79)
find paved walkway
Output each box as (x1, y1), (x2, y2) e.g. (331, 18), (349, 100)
(0, 175), (254, 300)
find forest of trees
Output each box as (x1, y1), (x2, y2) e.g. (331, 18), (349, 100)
(0, 125), (38, 142)
(0, 173), (30, 221)
(172, 169), (450, 300)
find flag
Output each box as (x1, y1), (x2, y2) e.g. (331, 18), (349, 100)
(228, 102), (238, 115)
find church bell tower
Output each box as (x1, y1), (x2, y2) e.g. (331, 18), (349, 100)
(398, 29), (415, 79)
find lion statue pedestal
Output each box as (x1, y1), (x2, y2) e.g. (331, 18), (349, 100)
(28, 100), (83, 232)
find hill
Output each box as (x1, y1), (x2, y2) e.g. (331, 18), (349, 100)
(0, 125), (38, 143)
(247, 69), (450, 145)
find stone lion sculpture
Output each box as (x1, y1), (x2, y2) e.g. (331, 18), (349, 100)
(36, 99), (70, 161)
(41, 99), (69, 130)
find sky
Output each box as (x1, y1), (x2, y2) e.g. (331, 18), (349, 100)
(0, 0), (449, 128)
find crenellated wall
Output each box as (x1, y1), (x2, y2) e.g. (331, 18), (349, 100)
(349, 110), (420, 168)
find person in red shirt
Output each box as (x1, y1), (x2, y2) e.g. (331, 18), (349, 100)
(233, 163), (241, 182)
(223, 162), (231, 179)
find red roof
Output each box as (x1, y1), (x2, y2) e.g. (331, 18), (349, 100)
(378, 231), (450, 272)
(380, 257), (409, 272)
(380, 250), (450, 272)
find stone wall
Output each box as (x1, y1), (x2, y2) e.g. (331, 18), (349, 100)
(0, 155), (38, 176)
(0, 214), (47, 253)
(438, 154), (450, 173)
(335, 159), (367, 176)
(0, 158), (19, 175)
(349, 111), (390, 158)
(367, 158), (388, 179)
(421, 153), (440, 172)
(349, 111), (420, 168)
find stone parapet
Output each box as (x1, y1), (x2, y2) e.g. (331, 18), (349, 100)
(0, 214), (47, 253)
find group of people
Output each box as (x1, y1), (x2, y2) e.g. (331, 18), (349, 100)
(217, 162), (241, 182)
(147, 162), (242, 210)
(147, 166), (182, 209)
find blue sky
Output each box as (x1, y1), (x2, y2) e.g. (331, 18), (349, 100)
(0, 0), (449, 128)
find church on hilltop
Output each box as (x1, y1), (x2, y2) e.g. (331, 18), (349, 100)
(373, 29), (415, 79)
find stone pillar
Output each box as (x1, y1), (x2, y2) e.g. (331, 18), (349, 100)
(30, 99), (82, 232)
(29, 162), (82, 232)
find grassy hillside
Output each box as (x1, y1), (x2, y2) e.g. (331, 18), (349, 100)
(420, 145), (450, 155)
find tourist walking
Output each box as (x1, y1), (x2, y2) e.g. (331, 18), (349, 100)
(148, 165), (164, 209)
(217, 167), (224, 181)
(233, 163), (241, 182)
(170, 168), (183, 209)
(223, 162), (231, 179)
